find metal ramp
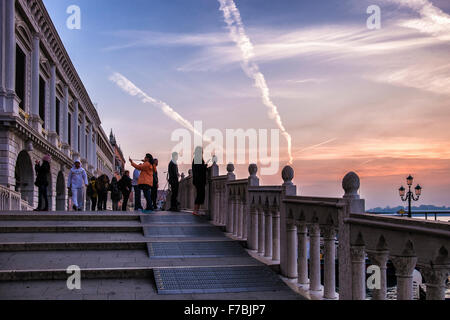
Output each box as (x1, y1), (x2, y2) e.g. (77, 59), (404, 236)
(147, 241), (248, 258)
(143, 226), (225, 238)
(153, 266), (287, 294)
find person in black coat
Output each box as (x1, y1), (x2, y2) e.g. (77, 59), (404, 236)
(192, 147), (207, 216)
(168, 152), (180, 211)
(34, 155), (51, 211)
(118, 171), (132, 211)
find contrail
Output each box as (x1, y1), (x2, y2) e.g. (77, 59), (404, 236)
(218, 0), (294, 164)
(109, 72), (206, 142)
(294, 138), (337, 155)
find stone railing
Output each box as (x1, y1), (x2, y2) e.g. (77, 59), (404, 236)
(177, 163), (449, 300)
(0, 185), (32, 211)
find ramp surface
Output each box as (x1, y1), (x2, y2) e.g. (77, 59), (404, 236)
(153, 266), (287, 294)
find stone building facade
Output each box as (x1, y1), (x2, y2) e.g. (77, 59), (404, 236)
(0, 0), (114, 210)
(109, 130), (125, 178)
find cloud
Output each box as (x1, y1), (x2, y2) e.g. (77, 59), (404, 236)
(218, 0), (293, 164)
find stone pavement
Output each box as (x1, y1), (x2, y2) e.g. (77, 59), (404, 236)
(0, 210), (304, 300)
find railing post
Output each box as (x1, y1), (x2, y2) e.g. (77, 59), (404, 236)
(350, 245), (366, 300)
(339, 172), (365, 300)
(226, 163), (235, 233)
(233, 190), (239, 237)
(264, 199), (272, 258)
(297, 222), (309, 286)
(309, 223), (321, 291)
(323, 226), (337, 299)
(280, 166), (297, 278)
(367, 250), (389, 300)
(238, 193), (244, 239)
(391, 255), (418, 300)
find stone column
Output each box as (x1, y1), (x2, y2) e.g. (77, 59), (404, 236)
(367, 250), (389, 300)
(272, 206), (280, 261)
(61, 86), (70, 153)
(257, 206), (265, 255)
(88, 123), (93, 171)
(422, 267), (449, 300)
(4, 0), (19, 113)
(81, 113), (87, 162)
(233, 193), (238, 237)
(238, 197), (244, 238)
(93, 130), (97, 170)
(30, 34), (41, 129)
(286, 222), (298, 279)
(72, 99), (79, 157)
(351, 245), (366, 300)
(391, 256), (418, 300)
(48, 64), (57, 144)
(309, 223), (321, 291)
(297, 223), (309, 286)
(323, 226), (337, 299)
(248, 200), (258, 250)
(226, 192), (234, 233)
(264, 204), (272, 258)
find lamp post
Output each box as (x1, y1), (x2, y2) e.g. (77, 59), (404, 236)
(398, 175), (422, 218)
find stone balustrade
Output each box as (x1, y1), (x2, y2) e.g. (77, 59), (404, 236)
(0, 184), (32, 211)
(177, 164), (450, 300)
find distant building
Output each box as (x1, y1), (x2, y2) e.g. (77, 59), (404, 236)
(0, 0), (115, 210)
(110, 130), (125, 178)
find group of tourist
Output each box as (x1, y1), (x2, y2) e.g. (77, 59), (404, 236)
(32, 146), (209, 215)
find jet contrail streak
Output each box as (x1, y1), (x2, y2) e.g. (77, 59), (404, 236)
(109, 72), (207, 142)
(218, 0), (294, 164)
(294, 138), (337, 155)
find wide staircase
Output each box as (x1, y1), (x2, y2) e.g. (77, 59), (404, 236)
(0, 210), (303, 300)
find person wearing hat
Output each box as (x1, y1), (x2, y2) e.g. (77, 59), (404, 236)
(129, 154), (154, 212)
(34, 154), (51, 211)
(67, 158), (88, 211)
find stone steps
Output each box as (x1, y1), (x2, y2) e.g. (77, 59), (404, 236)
(0, 241), (147, 251)
(0, 213), (141, 221)
(0, 225), (143, 233)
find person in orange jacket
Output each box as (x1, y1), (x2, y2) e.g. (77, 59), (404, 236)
(129, 153), (154, 212)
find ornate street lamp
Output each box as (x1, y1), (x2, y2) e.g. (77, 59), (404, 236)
(399, 175), (422, 218)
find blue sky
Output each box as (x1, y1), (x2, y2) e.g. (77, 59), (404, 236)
(42, 0), (450, 208)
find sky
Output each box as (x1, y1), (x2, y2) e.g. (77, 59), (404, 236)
(42, 0), (450, 209)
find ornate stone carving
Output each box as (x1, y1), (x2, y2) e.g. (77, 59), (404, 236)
(391, 256), (418, 277)
(282, 165), (294, 185)
(248, 163), (257, 176)
(342, 171), (360, 199)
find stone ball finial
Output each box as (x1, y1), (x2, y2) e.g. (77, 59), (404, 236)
(181, 173), (185, 179)
(343, 171), (360, 199)
(248, 164), (258, 177)
(227, 163), (235, 173)
(282, 166), (294, 185)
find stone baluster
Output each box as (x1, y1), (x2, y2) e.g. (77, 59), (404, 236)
(264, 199), (272, 258)
(351, 245), (366, 300)
(227, 190), (234, 234)
(233, 190), (239, 237)
(286, 222), (298, 279)
(367, 250), (389, 300)
(257, 203), (265, 255)
(323, 226), (337, 299)
(237, 192), (244, 238)
(422, 266), (449, 300)
(297, 222), (309, 286)
(309, 223), (321, 291)
(248, 197), (258, 250)
(271, 203), (280, 261)
(391, 255), (418, 300)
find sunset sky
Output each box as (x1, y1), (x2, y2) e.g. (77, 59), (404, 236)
(42, 0), (450, 209)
